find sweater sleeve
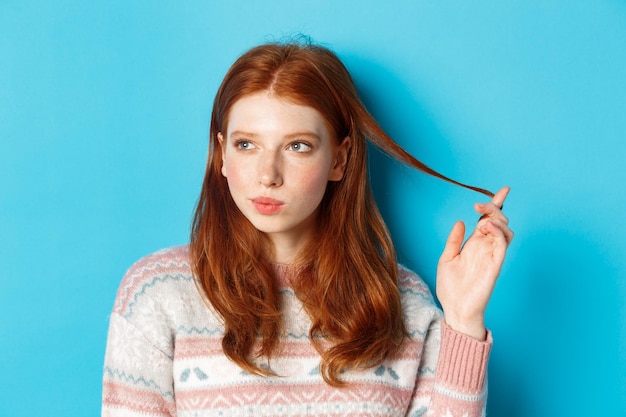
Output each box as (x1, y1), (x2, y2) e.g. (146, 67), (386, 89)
(398, 265), (491, 417)
(102, 312), (177, 417)
(413, 320), (491, 417)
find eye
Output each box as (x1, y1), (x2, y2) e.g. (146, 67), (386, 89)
(235, 140), (255, 150)
(288, 142), (312, 153)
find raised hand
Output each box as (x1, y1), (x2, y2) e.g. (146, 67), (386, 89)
(436, 187), (514, 340)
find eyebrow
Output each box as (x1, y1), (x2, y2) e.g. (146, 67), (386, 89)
(229, 130), (322, 142)
(229, 130), (258, 139)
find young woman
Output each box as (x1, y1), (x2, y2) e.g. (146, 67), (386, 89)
(102, 41), (513, 417)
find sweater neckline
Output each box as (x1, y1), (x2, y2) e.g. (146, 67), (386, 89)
(271, 263), (301, 288)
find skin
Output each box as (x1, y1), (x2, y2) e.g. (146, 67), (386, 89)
(219, 92), (350, 264)
(221, 91), (513, 341)
(437, 186), (514, 340)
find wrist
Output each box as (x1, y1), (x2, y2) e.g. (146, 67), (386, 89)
(443, 316), (487, 341)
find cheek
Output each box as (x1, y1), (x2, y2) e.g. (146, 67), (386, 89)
(222, 158), (248, 192)
(296, 166), (331, 199)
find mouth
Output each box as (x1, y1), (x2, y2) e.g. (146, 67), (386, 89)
(251, 197), (285, 215)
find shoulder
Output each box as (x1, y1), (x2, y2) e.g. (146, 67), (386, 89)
(112, 245), (194, 318)
(397, 264), (442, 335)
(397, 264), (436, 306)
(126, 244), (191, 275)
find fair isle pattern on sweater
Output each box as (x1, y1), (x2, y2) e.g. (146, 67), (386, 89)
(102, 245), (491, 417)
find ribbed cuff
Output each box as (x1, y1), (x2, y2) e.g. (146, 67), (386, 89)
(435, 321), (492, 391)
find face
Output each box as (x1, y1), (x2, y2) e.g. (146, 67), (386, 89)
(219, 92), (350, 257)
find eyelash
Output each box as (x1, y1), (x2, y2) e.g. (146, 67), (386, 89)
(233, 140), (312, 153)
(289, 142), (312, 152)
(234, 140), (254, 150)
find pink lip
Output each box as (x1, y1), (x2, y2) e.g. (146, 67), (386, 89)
(251, 197), (285, 215)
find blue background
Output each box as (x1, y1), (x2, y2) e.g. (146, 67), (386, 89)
(1, 1), (624, 416)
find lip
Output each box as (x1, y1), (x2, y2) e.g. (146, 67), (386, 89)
(251, 197), (285, 215)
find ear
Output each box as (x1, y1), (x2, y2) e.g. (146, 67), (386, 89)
(329, 136), (351, 181)
(217, 132), (227, 177)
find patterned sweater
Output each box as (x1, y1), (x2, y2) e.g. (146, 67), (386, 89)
(102, 245), (491, 417)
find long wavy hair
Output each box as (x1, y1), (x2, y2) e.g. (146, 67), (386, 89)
(190, 41), (492, 385)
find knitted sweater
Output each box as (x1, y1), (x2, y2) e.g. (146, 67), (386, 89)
(102, 245), (491, 417)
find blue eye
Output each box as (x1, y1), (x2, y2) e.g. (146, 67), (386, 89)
(289, 142), (311, 152)
(235, 140), (254, 150)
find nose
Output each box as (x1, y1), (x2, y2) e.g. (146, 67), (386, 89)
(258, 151), (283, 187)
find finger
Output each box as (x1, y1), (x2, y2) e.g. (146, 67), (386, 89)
(477, 218), (514, 244)
(492, 186), (510, 209)
(480, 222), (510, 263)
(476, 203), (509, 225)
(440, 221), (466, 262)
(476, 187), (510, 222)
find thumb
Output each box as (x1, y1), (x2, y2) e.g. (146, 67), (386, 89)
(440, 221), (465, 262)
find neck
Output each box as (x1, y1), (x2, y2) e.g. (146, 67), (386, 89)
(263, 209), (319, 264)
(266, 230), (312, 264)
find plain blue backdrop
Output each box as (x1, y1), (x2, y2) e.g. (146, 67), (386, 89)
(1, 1), (624, 416)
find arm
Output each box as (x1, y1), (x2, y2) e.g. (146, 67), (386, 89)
(102, 314), (176, 417)
(405, 316), (491, 417)
(427, 321), (491, 416)
(400, 271), (491, 417)
(419, 187), (512, 416)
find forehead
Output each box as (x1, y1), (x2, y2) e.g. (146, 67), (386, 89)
(225, 92), (333, 138)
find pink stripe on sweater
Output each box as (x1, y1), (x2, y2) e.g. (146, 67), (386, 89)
(103, 382), (176, 416)
(175, 381), (414, 410)
(175, 337), (425, 361)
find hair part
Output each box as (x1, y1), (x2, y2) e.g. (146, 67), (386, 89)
(191, 39), (492, 385)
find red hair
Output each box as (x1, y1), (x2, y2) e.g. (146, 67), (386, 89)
(190, 41), (492, 385)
